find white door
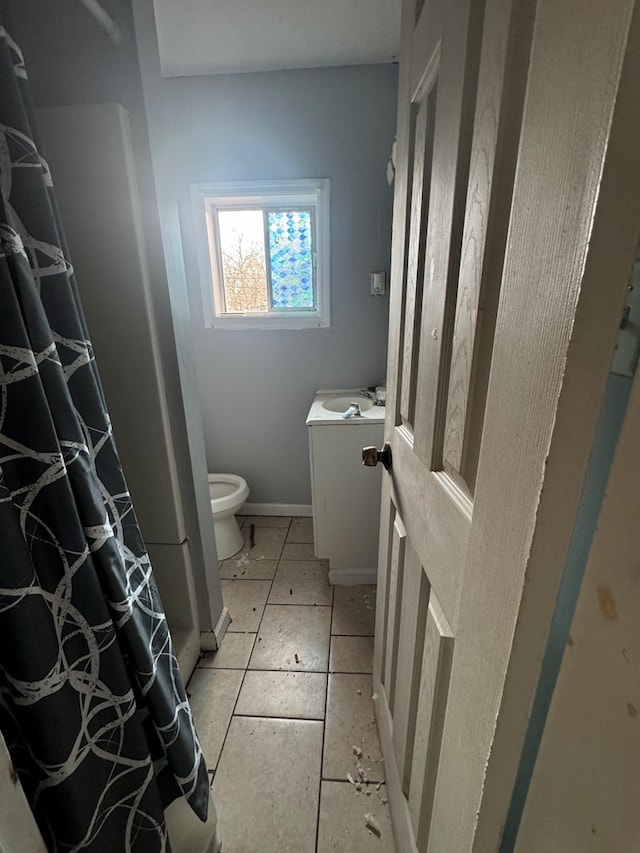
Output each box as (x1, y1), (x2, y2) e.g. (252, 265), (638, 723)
(372, 0), (640, 850)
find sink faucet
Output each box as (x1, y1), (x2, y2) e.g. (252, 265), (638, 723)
(360, 388), (385, 406)
(342, 402), (362, 419)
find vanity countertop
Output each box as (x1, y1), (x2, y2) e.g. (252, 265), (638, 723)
(306, 389), (386, 426)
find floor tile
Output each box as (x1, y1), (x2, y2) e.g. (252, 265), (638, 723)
(329, 635), (374, 674)
(317, 781), (396, 852)
(281, 542), (318, 560)
(235, 526), (287, 561)
(332, 585), (377, 636)
(268, 560), (333, 606)
(235, 670), (327, 719)
(323, 673), (384, 783)
(220, 556), (277, 580)
(249, 604), (331, 672)
(213, 716), (323, 853)
(187, 668), (243, 770)
(287, 516), (315, 543)
(221, 579), (271, 632)
(242, 515), (292, 528)
(198, 633), (256, 670)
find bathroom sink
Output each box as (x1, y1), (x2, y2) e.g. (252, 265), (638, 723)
(322, 394), (375, 413)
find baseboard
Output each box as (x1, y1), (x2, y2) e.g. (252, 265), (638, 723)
(329, 567), (378, 586)
(240, 502), (312, 517)
(200, 607), (231, 652)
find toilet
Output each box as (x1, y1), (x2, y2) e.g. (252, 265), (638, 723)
(208, 473), (249, 559)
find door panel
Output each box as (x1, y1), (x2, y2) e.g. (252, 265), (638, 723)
(391, 539), (427, 789)
(373, 0), (640, 850)
(412, 0), (485, 469)
(400, 82), (438, 428)
(442, 0), (534, 495)
(408, 593), (454, 848)
(381, 510), (406, 707)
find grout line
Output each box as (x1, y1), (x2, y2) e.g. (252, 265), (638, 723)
(321, 773), (385, 784)
(233, 712), (325, 722)
(314, 561), (335, 853)
(330, 632), (375, 637)
(217, 667), (327, 675)
(242, 667), (328, 675)
(263, 601), (334, 608)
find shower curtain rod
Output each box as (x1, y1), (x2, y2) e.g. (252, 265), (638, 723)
(77, 0), (122, 43)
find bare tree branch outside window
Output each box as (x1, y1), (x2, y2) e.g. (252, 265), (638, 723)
(221, 235), (268, 313)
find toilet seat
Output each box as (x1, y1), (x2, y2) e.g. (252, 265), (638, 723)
(208, 473), (249, 515)
(208, 473), (249, 559)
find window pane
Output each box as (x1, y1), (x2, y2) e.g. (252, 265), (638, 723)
(268, 210), (314, 309)
(218, 210), (268, 312)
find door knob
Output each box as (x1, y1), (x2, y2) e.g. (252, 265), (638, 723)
(362, 443), (392, 471)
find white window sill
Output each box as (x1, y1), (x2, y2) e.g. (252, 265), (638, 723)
(207, 313), (330, 331)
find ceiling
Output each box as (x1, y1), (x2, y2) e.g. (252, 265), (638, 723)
(153, 0), (401, 77)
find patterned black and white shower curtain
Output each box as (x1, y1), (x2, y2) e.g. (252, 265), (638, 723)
(0, 23), (209, 852)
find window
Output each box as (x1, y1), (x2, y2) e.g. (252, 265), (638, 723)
(192, 179), (330, 329)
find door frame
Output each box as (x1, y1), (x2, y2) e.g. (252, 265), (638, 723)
(0, 730), (47, 853)
(374, 0), (640, 849)
(514, 336), (640, 850)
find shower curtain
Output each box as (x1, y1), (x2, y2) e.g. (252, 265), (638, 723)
(0, 23), (208, 853)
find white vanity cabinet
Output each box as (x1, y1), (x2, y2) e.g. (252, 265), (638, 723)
(306, 391), (385, 585)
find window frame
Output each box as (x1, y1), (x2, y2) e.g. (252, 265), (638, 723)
(192, 179), (330, 330)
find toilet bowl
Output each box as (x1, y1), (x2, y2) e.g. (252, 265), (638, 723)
(208, 473), (249, 560)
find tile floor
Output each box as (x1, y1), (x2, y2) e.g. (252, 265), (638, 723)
(188, 515), (397, 853)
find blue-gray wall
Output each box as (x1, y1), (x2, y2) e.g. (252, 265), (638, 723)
(137, 49), (398, 503)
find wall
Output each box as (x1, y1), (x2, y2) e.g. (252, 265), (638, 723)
(8, 0), (223, 632)
(133, 6), (398, 504)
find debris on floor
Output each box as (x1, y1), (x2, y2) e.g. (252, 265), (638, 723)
(365, 813), (382, 838)
(356, 764), (369, 784)
(195, 542), (388, 847)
